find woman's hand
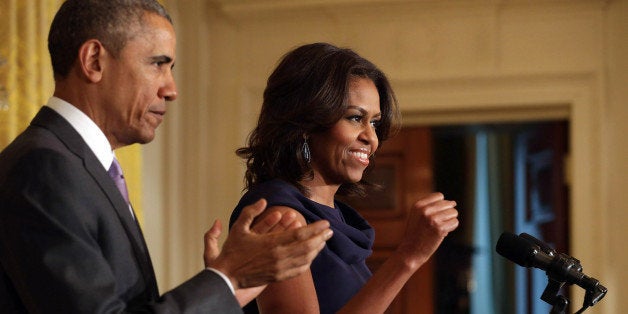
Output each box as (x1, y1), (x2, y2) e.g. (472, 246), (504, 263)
(396, 192), (459, 270)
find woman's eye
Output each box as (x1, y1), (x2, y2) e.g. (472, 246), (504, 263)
(348, 115), (362, 122)
(370, 119), (383, 129)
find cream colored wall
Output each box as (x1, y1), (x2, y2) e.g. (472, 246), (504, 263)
(604, 0), (628, 312)
(144, 0), (627, 312)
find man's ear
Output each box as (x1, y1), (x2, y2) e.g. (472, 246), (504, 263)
(77, 40), (106, 83)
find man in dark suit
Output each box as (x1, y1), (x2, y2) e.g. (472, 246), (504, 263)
(0, 0), (333, 313)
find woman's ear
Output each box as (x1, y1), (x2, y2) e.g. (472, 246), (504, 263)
(77, 39), (105, 83)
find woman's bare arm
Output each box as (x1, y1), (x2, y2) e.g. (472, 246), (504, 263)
(254, 206), (320, 314)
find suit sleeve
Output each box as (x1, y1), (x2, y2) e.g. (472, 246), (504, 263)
(156, 270), (242, 314)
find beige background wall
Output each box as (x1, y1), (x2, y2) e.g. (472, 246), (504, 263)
(143, 1), (628, 313)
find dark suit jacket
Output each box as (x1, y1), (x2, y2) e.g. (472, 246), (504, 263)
(0, 107), (242, 313)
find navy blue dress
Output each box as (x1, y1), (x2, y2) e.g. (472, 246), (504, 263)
(229, 179), (375, 314)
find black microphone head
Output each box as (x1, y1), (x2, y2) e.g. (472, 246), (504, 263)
(496, 232), (540, 268)
(520, 232), (557, 256)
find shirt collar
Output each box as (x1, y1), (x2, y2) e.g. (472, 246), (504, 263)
(45, 96), (114, 170)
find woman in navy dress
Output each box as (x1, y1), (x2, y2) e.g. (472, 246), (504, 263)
(230, 43), (459, 314)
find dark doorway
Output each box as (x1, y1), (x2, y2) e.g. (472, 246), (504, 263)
(432, 121), (569, 314)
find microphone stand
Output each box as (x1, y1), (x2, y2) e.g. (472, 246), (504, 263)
(541, 277), (569, 314)
(520, 233), (607, 314)
(538, 261), (607, 314)
(574, 283), (608, 314)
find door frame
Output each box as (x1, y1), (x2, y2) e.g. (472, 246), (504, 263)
(393, 72), (603, 308)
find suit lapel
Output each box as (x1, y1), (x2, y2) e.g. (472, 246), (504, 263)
(31, 107), (159, 296)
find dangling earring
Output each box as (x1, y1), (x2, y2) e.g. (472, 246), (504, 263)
(303, 137), (311, 163)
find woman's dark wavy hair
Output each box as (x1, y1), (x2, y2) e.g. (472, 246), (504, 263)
(48, 0), (171, 80)
(237, 42), (401, 197)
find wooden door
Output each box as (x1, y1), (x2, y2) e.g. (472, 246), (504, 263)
(340, 126), (435, 314)
(515, 121), (570, 313)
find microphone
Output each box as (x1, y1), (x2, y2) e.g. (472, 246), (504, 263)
(496, 232), (607, 307)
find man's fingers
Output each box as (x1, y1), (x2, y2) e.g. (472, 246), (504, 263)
(213, 215), (332, 289)
(277, 211), (300, 230)
(250, 211), (282, 234)
(269, 231), (330, 282)
(286, 220), (302, 230)
(272, 220), (333, 250)
(205, 219), (223, 240)
(204, 220), (223, 266)
(251, 208), (303, 234)
(303, 219), (331, 233)
(289, 220), (332, 242)
(232, 198), (267, 232)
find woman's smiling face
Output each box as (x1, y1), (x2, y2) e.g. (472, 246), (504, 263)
(309, 77), (381, 186)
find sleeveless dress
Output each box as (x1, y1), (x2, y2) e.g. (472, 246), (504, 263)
(229, 179), (375, 314)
